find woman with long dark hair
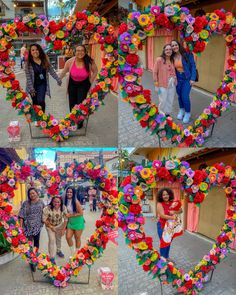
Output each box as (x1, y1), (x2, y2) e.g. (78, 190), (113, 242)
(64, 186), (84, 255)
(59, 44), (98, 129)
(42, 196), (68, 264)
(153, 44), (177, 116)
(19, 187), (44, 271)
(171, 40), (197, 123)
(156, 188), (183, 260)
(25, 43), (62, 115)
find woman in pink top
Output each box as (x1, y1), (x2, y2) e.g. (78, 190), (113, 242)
(153, 44), (176, 116)
(60, 45), (98, 128)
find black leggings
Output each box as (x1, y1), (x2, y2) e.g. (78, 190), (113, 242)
(32, 82), (47, 112)
(68, 76), (91, 111)
(27, 232), (41, 249)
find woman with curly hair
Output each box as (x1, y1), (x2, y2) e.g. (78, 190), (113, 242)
(156, 188), (183, 260)
(60, 44), (98, 129)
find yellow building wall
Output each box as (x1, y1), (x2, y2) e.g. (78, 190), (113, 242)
(91, 44), (102, 73)
(12, 149), (28, 213)
(136, 0), (152, 9)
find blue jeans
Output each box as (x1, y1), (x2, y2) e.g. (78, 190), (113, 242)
(157, 222), (170, 259)
(176, 71), (192, 113)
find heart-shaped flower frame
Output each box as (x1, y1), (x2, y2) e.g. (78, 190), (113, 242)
(0, 159), (118, 287)
(118, 159), (236, 294)
(0, 11), (118, 141)
(118, 4), (236, 147)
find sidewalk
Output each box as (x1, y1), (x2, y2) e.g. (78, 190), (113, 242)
(119, 71), (236, 148)
(118, 217), (236, 295)
(0, 204), (118, 295)
(0, 72), (118, 147)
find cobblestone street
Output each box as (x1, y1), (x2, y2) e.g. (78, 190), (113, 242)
(0, 70), (118, 147)
(0, 204), (118, 295)
(119, 71), (236, 148)
(118, 217), (236, 295)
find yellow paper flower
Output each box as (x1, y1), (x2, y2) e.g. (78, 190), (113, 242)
(225, 13), (233, 25)
(149, 107), (157, 116)
(56, 30), (65, 39)
(105, 45), (113, 53)
(138, 242), (148, 250)
(225, 35), (233, 43)
(134, 186), (143, 197)
(138, 14), (150, 27)
(199, 182), (208, 191)
(7, 170), (14, 178)
(140, 168), (151, 179)
(225, 187), (232, 194)
(88, 15), (95, 24)
(199, 30), (209, 40)
(94, 16), (100, 25)
(132, 34), (141, 46)
(135, 95), (146, 104)
(42, 114), (47, 121)
(119, 204), (128, 215)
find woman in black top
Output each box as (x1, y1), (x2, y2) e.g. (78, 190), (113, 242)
(25, 44), (62, 113)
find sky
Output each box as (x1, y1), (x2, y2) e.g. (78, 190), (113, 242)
(34, 148), (118, 169)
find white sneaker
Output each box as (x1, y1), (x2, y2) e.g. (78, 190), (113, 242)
(183, 112), (191, 123)
(177, 109), (185, 120)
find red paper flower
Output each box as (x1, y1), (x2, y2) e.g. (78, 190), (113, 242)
(193, 192), (205, 203)
(126, 54), (139, 66)
(119, 23), (128, 34)
(129, 204), (142, 215)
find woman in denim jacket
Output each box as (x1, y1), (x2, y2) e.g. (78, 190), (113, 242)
(171, 40), (197, 123)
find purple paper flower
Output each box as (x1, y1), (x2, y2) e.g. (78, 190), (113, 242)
(184, 273), (191, 281)
(155, 114), (165, 123)
(221, 248), (228, 255)
(61, 129), (69, 137)
(196, 281), (203, 288)
(120, 32), (132, 44)
(51, 119), (59, 126)
(53, 280), (61, 287)
(184, 129), (191, 136)
(157, 258), (166, 268)
(130, 11), (141, 20)
(134, 165), (143, 173)
(181, 7), (190, 14)
(123, 184), (134, 195)
(196, 136), (204, 145)
(222, 101), (229, 108)
(181, 161), (190, 168)
(186, 168), (195, 178)
(126, 213), (135, 223)
(118, 211), (124, 221)
(186, 15), (195, 25)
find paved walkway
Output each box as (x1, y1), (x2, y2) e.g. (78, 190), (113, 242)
(118, 217), (236, 295)
(119, 71), (236, 148)
(0, 71), (118, 147)
(0, 203), (118, 295)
